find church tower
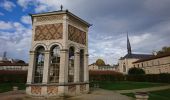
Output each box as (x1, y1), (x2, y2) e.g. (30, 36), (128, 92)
(127, 33), (132, 55)
(26, 9), (91, 97)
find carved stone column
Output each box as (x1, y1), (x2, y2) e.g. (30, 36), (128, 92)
(74, 52), (80, 82)
(26, 51), (36, 95)
(41, 50), (50, 96)
(84, 53), (89, 82)
(58, 49), (69, 95)
(74, 52), (80, 95)
(27, 51), (36, 84)
(42, 50), (50, 84)
(84, 53), (89, 93)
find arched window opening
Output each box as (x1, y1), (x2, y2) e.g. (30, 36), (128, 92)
(49, 45), (60, 83)
(34, 46), (45, 83)
(80, 49), (84, 82)
(68, 46), (74, 82)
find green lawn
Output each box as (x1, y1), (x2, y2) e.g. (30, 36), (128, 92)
(95, 81), (166, 90)
(0, 83), (26, 93)
(122, 89), (170, 100)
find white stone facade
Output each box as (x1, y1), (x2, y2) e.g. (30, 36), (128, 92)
(0, 64), (28, 70)
(89, 64), (116, 71)
(133, 54), (170, 74)
(118, 58), (139, 74)
(26, 10), (90, 97)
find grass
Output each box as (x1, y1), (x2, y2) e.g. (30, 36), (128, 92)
(0, 83), (26, 93)
(122, 89), (170, 100)
(95, 81), (166, 90)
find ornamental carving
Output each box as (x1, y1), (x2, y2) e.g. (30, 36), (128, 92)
(68, 25), (86, 45)
(34, 23), (63, 41)
(80, 85), (86, 93)
(68, 85), (76, 93)
(36, 15), (63, 22)
(47, 86), (58, 95)
(31, 86), (41, 95)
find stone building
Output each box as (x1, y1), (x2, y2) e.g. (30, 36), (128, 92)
(0, 52), (28, 71)
(89, 63), (116, 71)
(118, 34), (152, 74)
(0, 63), (28, 70)
(133, 53), (170, 74)
(26, 10), (91, 97)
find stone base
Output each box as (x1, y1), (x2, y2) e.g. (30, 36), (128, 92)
(26, 83), (89, 97)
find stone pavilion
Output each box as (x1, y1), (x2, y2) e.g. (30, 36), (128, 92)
(26, 9), (91, 97)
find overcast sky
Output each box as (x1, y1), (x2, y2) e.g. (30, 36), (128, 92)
(0, 0), (170, 64)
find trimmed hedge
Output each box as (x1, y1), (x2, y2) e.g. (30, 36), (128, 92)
(89, 70), (170, 83)
(125, 73), (170, 83)
(89, 70), (124, 82)
(128, 67), (145, 75)
(0, 70), (27, 83)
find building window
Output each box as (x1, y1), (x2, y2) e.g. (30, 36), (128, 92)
(152, 61), (154, 66)
(137, 64), (139, 68)
(123, 64), (126, 72)
(49, 45), (60, 83)
(34, 46), (45, 83)
(68, 46), (74, 83)
(80, 49), (84, 82)
(141, 63), (143, 68)
(158, 60), (160, 65)
(159, 69), (161, 73)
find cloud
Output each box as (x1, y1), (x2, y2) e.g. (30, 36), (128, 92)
(2, 0), (170, 64)
(0, 20), (31, 62)
(0, 21), (13, 30)
(17, 0), (62, 13)
(0, 0), (16, 11)
(17, 0), (30, 9)
(21, 15), (31, 24)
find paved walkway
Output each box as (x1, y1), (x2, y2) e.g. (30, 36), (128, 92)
(69, 89), (133, 100)
(1, 85), (170, 100)
(116, 85), (170, 93)
(0, 89), (133, 100)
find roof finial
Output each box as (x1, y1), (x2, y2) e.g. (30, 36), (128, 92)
(60, 5), (63, 11)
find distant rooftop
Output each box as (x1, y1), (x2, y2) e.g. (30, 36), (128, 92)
(120, 53), (153, 60)
(133, 52), (170, 63)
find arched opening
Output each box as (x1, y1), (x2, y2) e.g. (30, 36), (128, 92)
(80, 49), (84, 82)
(34, 46), (45, 83)
(49, 45), (60, 83)
(68, 46), (75, 83)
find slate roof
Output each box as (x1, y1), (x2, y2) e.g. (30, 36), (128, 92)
(120, 53), (153, 60)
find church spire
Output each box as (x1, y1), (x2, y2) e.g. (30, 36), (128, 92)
(127, 33), (132, 55)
